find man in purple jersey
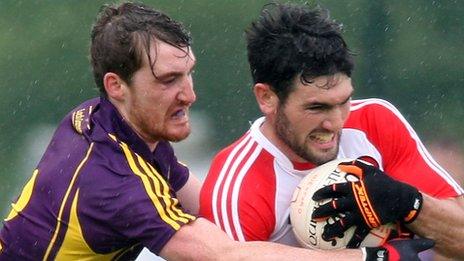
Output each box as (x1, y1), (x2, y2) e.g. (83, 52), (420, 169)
(0, 2), (433, 260)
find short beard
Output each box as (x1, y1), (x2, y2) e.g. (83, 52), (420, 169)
(167, 129), (191, 143)
(275, 107), (339, 165)
(131, 110), (191, 144)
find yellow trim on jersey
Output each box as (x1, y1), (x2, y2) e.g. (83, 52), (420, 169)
(108, 133), (117, 142)
(119, 142), (184, 230)
(112, 243), (142, 260)
(143, 158), (195, 221)
(5, 169), (39, 221)
(44, 143), (95, 260)
(55, 189), (123, 260)
(136, 154), (194, 222)
(136, 157), (187, 222)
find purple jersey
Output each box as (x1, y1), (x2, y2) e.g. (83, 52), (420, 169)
(0, 97), (195, 260)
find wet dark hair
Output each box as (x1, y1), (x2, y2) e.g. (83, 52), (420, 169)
(246, 3), (354, 103)
(90, 2), (192, 95)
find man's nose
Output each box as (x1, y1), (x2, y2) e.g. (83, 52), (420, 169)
(321, 107), (346, 131)
(178, 77), (196, 104)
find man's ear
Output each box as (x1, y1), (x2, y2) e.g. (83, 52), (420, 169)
(103, 72), (126, 101)
(253, 83), (279, 115)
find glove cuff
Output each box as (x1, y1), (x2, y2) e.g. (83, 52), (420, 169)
(403, 189), (423, 224)
(362, 247), (389, 261)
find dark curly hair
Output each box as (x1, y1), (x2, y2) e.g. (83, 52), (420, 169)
(246, 3), (354, 103)
(90, 2), (192, 95)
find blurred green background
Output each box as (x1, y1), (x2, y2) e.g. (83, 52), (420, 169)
(1, 0), (463, 219)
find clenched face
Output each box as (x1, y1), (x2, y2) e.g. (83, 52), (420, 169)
(119, 40), (196, 148)
(274, 73), (353, 165)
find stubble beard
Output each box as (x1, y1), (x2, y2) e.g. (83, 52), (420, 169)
(130, 104), (191, 144)
(275, 108), (339, 166)
(168, 123), (191, 143)
(140, 117), (191, 143)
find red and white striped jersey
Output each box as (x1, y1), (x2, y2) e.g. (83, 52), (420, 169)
(200, 98), (463, 246)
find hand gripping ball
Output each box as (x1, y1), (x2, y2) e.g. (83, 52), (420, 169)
(290, 158), (394, 250)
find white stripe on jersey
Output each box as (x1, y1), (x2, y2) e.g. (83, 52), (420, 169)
(211, 133), (252, 234)
(231, 143), (263, 241)
(219, 137), (257, 239)
(352, 98), (464, 194)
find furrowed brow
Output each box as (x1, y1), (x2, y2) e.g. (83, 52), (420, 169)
(340, 92), (353, 105)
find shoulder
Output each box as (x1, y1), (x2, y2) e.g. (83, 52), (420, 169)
(345, 98), (407, 130)
(350, 98), (401, 117)
(213, 131), (253, 159)
(78, 143), (139, 198)
(207, 131), (275, 183)
(63, 97), (100, 134)
(203, 131), (277, 208)
(200, 136), (278, 241)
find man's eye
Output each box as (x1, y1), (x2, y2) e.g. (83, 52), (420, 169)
(163, 78), (176, 84)
(341, 97), (351, 105)
(307, 105), (324, 110)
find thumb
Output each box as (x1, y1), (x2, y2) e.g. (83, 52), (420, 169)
(410, 238), (435, 252)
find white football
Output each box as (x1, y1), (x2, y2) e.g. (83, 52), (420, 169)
(290, 158), (394, 250)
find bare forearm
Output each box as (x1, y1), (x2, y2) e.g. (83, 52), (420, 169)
(235, 241), (362, 260)
(408, 194), (464, 258)
(161, 218), (363, 260)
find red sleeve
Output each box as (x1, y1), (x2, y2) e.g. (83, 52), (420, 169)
(200, 138), (277, 241)
(346, 99), (462, 198)
(236, 152), (276, 241)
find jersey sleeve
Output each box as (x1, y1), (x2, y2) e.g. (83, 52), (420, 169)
(167, 154), (190, 192)
(236, 163), (277, 241)
(153, 141), (190, 192)
(200, 142), (277, 242)
(106, 145), (196, 255)
(350, 99), (463, 198)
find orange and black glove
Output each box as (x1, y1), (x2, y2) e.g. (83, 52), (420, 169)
(363, 238), (434, 261)
(311, 160), (423, 248)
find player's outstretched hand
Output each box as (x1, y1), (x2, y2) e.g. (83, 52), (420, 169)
(311, 159), (423, 247)
(363, 238), (434, 261)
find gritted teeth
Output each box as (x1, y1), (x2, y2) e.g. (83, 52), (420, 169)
(172, 109), (185, 118)
(309, 132), (334, 143)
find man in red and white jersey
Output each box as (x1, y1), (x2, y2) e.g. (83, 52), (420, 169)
(200, 3), (464, 259)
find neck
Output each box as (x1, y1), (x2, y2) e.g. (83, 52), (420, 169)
(126, 121), (159, 153)
(109, 97), (159, 153)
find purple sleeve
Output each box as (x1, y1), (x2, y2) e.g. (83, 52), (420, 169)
(111, 175), (195, 254)
(168, 155), (190, 192)
(154, 141), (190, 192)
